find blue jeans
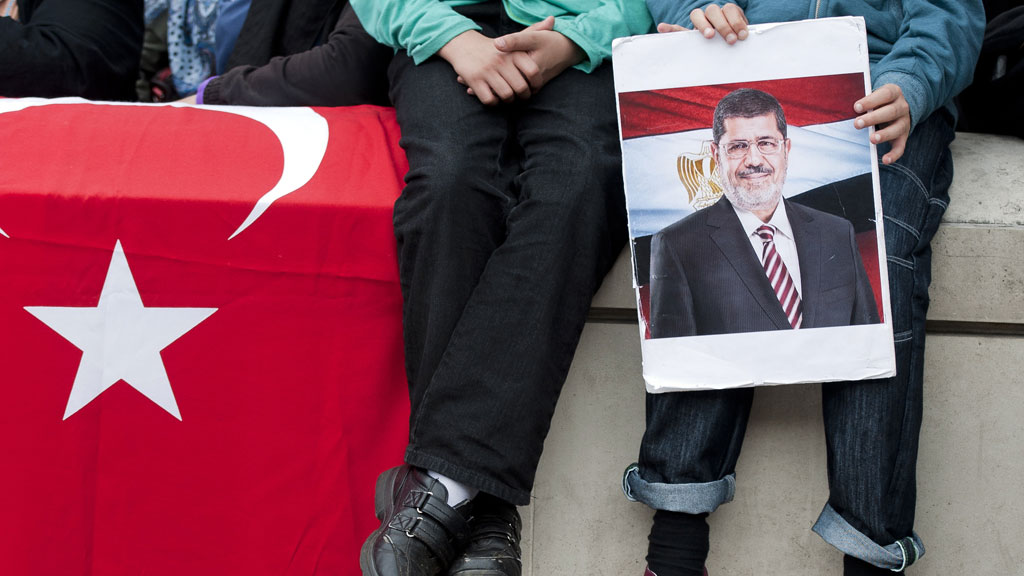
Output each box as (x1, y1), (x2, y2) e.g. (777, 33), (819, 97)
(388, 3), (626, 506)
(624, 109), (956, 571)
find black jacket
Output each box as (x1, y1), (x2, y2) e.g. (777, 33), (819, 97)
(225, 0), (342, 70)
(0, 0), (143, 100)
(648, 198), (880, 339)
(204, 3), (390, 107)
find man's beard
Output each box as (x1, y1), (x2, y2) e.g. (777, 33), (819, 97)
(720, 164), (785, 213)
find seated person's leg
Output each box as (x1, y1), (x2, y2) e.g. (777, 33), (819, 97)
(364, 6), (532, 576)
(387, 50), (518, 414)
(401, 60), (629, 508)
(816, 109), (956, 574)
(626, 388), (755, 576)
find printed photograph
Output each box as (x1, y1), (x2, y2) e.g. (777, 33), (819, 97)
(619, 74), (884, 339)
(612, 18), (897, 390)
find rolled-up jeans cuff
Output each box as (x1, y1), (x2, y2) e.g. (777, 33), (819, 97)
(812, 503), (925, 571)
(622, 463), (735, 514)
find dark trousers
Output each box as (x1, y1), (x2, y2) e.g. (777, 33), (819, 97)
(627, 109), (956, 570)
(387, 3), (625, 506)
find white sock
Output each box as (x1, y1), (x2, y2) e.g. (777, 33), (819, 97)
(427, 470), (479, 507)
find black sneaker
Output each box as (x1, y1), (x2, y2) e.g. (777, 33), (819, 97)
(447, 493), (522, 576)
(361, 465), (473, 576)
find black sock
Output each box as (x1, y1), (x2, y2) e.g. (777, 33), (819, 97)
(645, 510), (709, 576)
(844, 555), (902, 575)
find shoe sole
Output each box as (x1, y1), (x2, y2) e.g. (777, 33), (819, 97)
(359, 466), (408, 576)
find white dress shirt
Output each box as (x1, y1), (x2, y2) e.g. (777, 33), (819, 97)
(731, 200), (803, 296)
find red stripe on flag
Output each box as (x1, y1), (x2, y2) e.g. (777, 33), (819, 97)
(619, 73), (865, 140)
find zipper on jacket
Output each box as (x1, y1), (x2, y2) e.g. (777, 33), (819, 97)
(814, 0), (821, 18)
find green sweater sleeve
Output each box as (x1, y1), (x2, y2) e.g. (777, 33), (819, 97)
(349, 0), (481, 65)
(552, 1), (654, 72)
(351, 0), (653, 71)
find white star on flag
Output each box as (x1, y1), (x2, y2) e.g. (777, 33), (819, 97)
(25, 241), (217, 420)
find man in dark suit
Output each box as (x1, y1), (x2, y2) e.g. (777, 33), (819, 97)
(648, 88), (879, 339)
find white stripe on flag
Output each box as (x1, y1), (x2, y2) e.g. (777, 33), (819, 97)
(623, 118), (871, 237)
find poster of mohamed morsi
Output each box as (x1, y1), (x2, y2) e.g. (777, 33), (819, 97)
(612, 17), (895, 392)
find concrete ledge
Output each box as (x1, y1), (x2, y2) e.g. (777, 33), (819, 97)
(526, 133), (1024, 574)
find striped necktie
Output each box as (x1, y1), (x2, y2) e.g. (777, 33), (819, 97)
(755, 224), (802, 329)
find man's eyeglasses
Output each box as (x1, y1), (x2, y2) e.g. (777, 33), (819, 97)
(720, 137), (787, 158)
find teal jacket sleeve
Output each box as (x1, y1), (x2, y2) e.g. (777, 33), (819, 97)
(871, 0), (984, 131)
(349, 0), (481, 65)
(352, 0), (653, 72)
(552, 1), (654, 72)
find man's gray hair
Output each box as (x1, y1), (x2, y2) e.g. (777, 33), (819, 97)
(712, 88), (788, 143)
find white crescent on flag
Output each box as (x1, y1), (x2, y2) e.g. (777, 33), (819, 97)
(0, 97), (330, 240)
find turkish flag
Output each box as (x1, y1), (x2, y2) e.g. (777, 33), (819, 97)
(0, 100), (409, 574)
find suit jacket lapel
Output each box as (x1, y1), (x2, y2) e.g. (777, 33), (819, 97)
(707, 199), (792, 330)
(788, 200), (821, 329)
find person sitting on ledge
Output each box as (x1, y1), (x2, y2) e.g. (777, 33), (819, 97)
(348, 0), (652, 575)
(625, 2), (984, 575)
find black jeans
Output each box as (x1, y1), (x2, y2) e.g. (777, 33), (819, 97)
(626, 109), (956, 570)
(387, 2), (625, 506)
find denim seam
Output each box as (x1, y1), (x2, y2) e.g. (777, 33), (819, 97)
(882, 161), (928, 201)
(882, 215), (921, 240)
(886, 255), (914, 270)
(892, 329), (913, 343)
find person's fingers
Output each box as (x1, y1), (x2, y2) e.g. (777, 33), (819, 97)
(657, 22), (687, 33)
(689, 9), (715, 38)
(525, 15), (555, 32)
(499, 64), (532, 99)
(854, 83), (901, 113)
(495, 16), (554, 52)
(856, 100), (909, 130)
(871, 115), (910, 144)
(881, 132), (908, 165)
(494, 30), (540, 52)
(468, 79), (498, 106)
(487, 72), (517, 103)
(722, 3), (749, 41)
(704, 4), (738, 43)
(511, 51), (543, 91)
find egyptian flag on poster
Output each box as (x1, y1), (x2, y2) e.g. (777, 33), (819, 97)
(617, 73), (883, 330)
(0, 99), (409, 576)
(618, 73), (878, 281)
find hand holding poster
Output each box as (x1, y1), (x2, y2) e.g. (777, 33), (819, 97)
(613, 18), (896, 391)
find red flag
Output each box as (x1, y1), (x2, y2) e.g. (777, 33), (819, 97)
(0, 101), (409, 575)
